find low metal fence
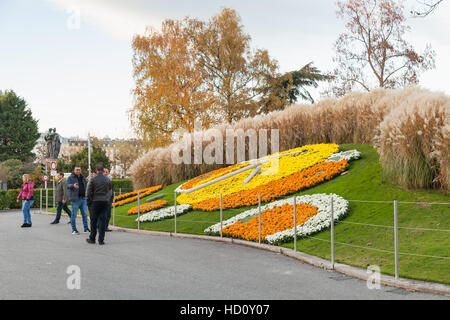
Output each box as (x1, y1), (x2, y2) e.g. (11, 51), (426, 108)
(109, 191), (449, 281)
(36, 188), (448, 281)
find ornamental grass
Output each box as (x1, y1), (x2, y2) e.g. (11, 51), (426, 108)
(131, 87), (449, 191)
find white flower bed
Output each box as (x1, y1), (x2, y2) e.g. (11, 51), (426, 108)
(204, 194), (349, 245)
(136, 204), (192, 223)
(326, 149), (361, 162)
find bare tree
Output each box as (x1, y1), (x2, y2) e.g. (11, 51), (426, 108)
(326, 0), (436, 97)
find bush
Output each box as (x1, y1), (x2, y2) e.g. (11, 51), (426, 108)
(112, 178), (134, 193)
(130, 87), (450, 191)
(0, 188), (54, 210)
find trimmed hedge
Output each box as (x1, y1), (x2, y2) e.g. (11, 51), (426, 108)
(0, 188), (54, 210)
(0, 179), (134, 209)
(112, 178), (134, 193)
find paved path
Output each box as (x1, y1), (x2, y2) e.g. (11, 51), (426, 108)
(0, 211), (447, 300)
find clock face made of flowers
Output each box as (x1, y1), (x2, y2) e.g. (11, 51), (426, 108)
(176, 143), (361, 211)
(172, 143), (361, 243)
(129, 144), (360, 243)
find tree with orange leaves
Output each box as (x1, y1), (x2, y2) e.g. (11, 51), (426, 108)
(130, 19), (217, 148)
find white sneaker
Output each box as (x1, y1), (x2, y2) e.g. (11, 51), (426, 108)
(72, 230), (80, 235)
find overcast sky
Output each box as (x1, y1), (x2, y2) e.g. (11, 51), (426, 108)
(1, 0), (449, 139)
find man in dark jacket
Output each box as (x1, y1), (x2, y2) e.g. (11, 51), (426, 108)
(67, 166), (90, 235)
(51, 172), (72, 224)
(86, 165), (112, 245)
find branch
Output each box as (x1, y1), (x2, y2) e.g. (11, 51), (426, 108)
(411, 0), (444, 17)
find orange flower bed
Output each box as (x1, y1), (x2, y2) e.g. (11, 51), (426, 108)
(179, 163), (249, 190)
(113, 185), (162, 207)
(192, 160), (348, 211)
(223, 203), (318, 241)
(127, 200), (168, 215)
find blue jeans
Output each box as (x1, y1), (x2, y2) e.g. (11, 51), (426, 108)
(22, 200), (34, 225)
(70, 198), (89, 231)
(55, 201), (72, 222)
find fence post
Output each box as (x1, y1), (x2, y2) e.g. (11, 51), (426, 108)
(137, 192), (140, 230)
(394, 200), (399, 279)
(174, 192), (177, 234)
(40, 188), (42, 213)
(45, 187), (48, 213)
(258, 194), (261, 245)
(293, 196), (297, 252)
(220, 193), (223, 238)
(112, 191), (115, 227)
(331, 195), (335, 269)
(119, 188), (122, 195)
(52, 179), (55, 208)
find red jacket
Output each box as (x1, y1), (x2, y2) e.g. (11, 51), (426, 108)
(17, 181), (34, 201)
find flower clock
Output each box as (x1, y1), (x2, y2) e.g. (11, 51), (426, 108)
(174, 144), (360, 243)
(176, 144), (360, 211)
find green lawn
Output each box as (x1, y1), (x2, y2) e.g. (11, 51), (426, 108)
(50, 144), (450, 284)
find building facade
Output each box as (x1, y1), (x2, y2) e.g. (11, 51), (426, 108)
(35, 134), (139, 177)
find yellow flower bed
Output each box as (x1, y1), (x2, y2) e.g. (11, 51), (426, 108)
(179, 163), (249, 190)
(113, 185), (162, 207)
(177, 143), (338, 205)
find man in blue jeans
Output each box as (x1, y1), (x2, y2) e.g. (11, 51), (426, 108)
(67, 166), (90, 235)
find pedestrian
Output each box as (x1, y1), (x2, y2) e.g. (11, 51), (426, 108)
(87, 171), (96, 215)
(67, 166), (90, 235)
(16, 174), (34, 228)
(50, 172), (72, 224)
(86, 165), (112, 245)
(103, 168), (113, 232)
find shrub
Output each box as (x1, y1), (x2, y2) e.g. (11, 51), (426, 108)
(0, 188), (54, 210)
(112, 178), (134, 193)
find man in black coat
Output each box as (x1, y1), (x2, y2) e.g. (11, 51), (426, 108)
(86, 165), (112, 245)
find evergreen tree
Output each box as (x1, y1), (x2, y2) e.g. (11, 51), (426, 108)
(0, 90), (40, 162)
(70, 146), (111, 176)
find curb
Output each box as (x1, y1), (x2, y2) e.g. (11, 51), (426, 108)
(110, 225), (450, 297)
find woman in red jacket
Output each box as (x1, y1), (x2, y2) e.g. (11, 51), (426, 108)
(16, 174), (34, 228)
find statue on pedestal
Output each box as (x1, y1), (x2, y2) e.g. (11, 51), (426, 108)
(44, 128), (61, 159)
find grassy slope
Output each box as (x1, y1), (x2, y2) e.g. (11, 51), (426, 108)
(56, 144), (449, 284)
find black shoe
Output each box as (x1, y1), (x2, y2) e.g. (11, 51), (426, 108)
(72, 230), (80, 235)
(21, 223), (27, 228)
(86, 238), (95, 244)
(67, 221), (71, 224)
(99, 241), (105, 245)
(24, 223), (31, 228)
(84, 228), (90, 233)
(50, 220), (59, 224)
